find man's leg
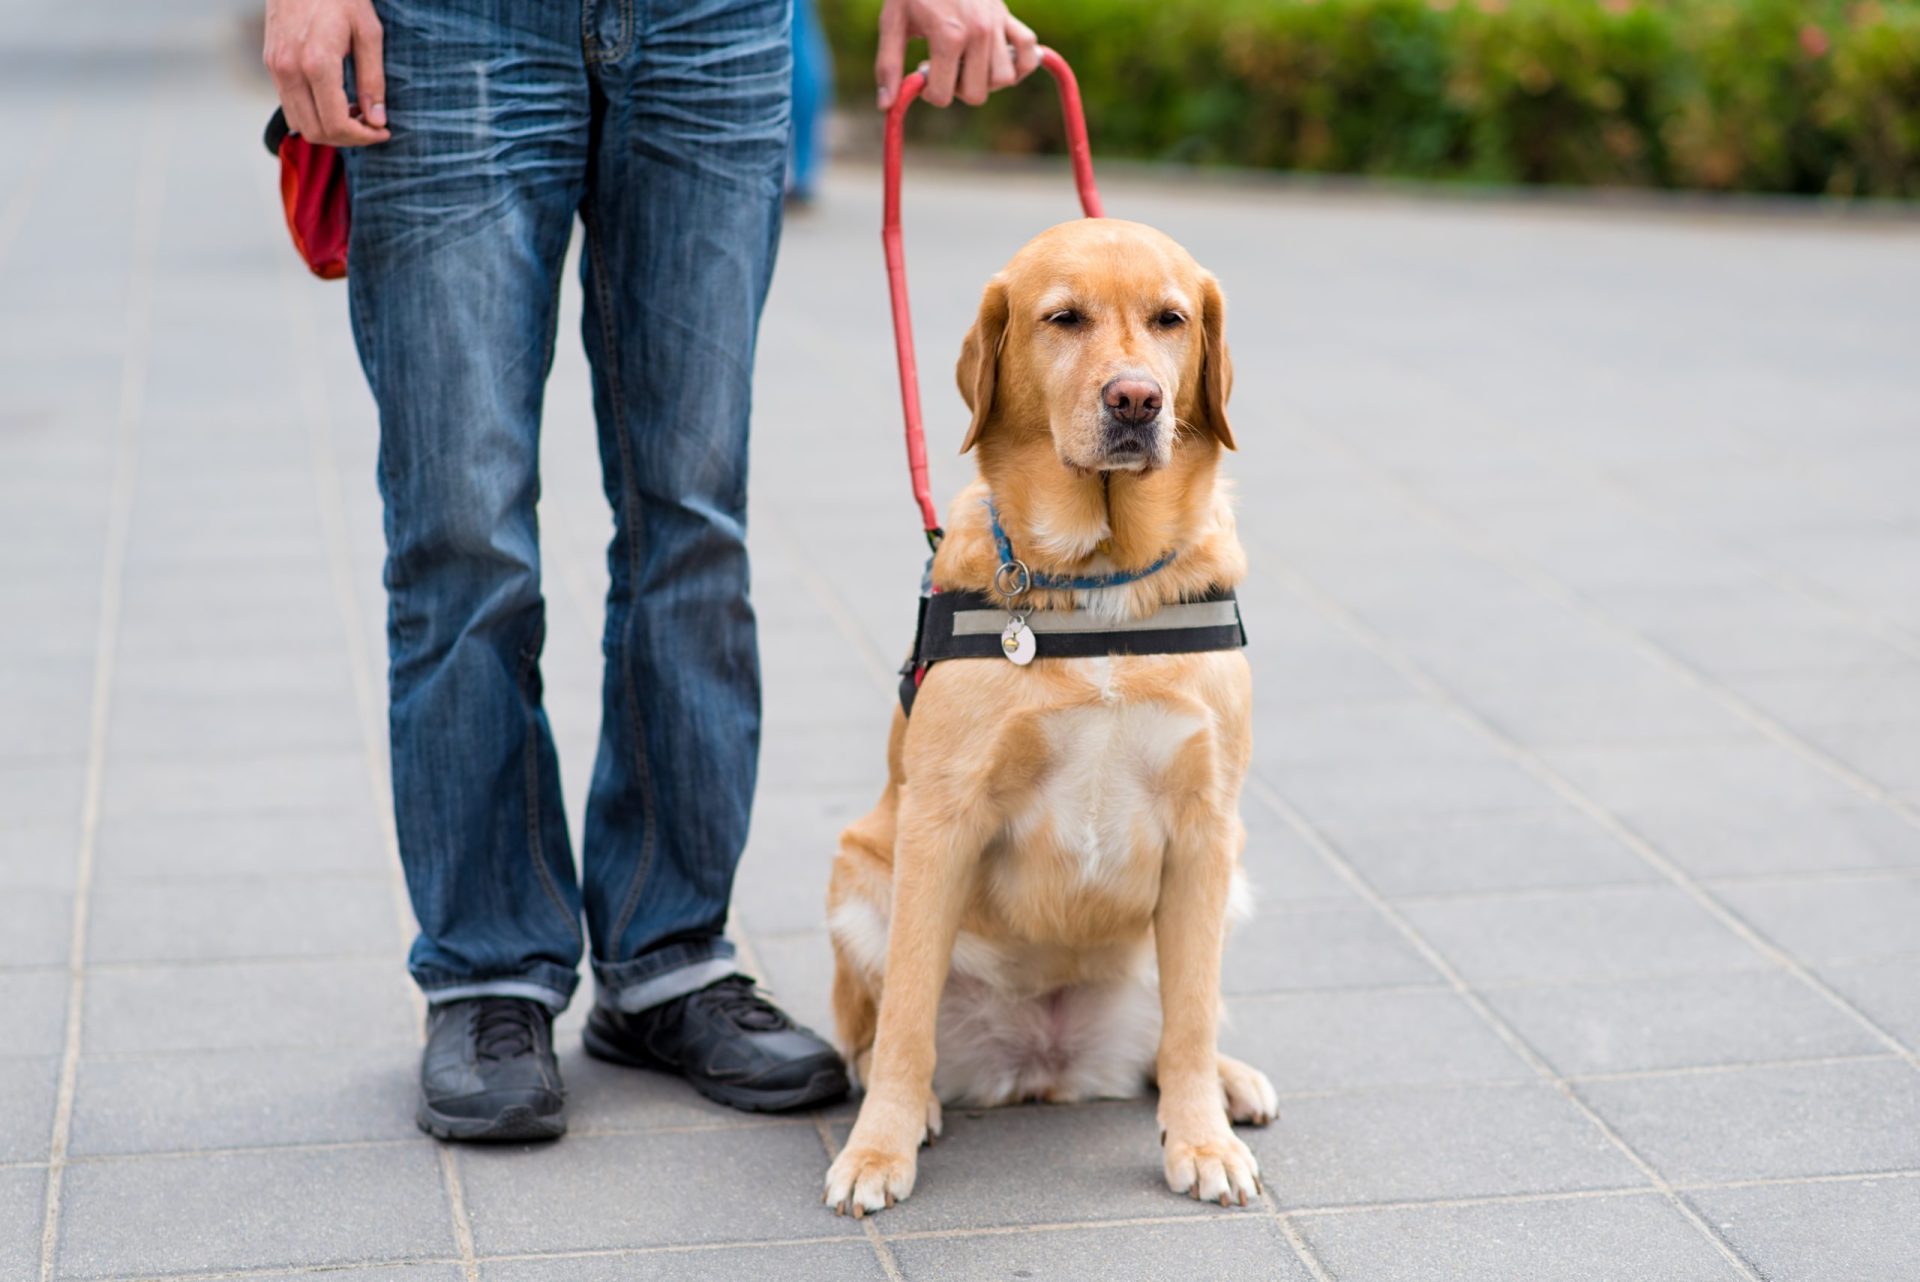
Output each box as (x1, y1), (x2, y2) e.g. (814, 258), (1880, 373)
(571, 0), (846, 1110)
(346, 0), (590, 1136)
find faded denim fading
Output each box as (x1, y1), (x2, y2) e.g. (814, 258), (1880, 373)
(343, 0), (790, 1013)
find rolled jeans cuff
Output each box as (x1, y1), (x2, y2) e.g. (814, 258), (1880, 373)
(415, 961), (580, 1013)
(593, 939), (738, 1014)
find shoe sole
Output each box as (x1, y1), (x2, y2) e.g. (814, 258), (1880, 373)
(416, 1101), (567, 1144)
(582, 1022), (850, 1115)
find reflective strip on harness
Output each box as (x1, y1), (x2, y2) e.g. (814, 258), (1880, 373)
(897, 586), (1246, 715)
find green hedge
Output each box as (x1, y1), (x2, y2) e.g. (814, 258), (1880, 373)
(820, 0), (1920, 196)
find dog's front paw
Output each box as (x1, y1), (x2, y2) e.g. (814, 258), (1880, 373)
(1162, 1127), (1261, 1207)
(1219, 1055), (1278, 1127)
(824, 1142), (918, 1217)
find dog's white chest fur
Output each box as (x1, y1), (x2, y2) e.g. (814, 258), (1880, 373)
(1011, 693), (1204, 886)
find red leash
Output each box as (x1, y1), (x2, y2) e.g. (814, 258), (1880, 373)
(882, 49), (1104, 549)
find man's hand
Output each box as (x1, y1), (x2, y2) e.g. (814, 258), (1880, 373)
(875, 0), (1040, 111)
(264, 0), (390, 147)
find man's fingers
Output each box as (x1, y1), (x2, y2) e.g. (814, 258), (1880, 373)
(1008, 17), (1041, 80)
(922, 23), (962, 107)
(986, 24), (1017, 92)
(956, 22), (993, 105)
(273, 70), (322, 141)
(352, 12), (387, 129)
(875, 0), (908, 110)
(307, 55), (387, 146)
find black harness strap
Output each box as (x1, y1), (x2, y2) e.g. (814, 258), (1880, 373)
(898, 586), (1246, 715)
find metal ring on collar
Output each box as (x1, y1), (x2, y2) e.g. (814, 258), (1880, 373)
(993, 559), (1032, 599)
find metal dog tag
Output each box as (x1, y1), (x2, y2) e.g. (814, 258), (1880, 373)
(1001, 617), (1036, 666)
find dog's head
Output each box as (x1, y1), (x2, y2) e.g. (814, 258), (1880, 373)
(956, 219), (1233, 472)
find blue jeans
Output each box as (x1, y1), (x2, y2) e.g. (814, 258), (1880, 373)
(343, 0), (790, 1013)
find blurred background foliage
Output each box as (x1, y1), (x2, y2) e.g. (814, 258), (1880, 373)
(820, 0), (1920, 196)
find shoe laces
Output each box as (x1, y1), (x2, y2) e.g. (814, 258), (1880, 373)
(471, 997), (544, 1062)
(693, 975), (790, 1033)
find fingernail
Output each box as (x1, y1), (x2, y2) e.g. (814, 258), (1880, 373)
(369, 102), (387, 127)
(876, 86), (892, 110)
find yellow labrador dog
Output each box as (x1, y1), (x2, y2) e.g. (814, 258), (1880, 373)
(823, 217), (1273, 1216)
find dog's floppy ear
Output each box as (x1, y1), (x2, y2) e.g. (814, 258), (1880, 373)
(1198, 272), (1236, 450)
(956, 276), (1010, 453)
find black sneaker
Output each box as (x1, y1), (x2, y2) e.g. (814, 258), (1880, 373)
(417, 997), (567, 1142)
(583, 975), (849, 1113)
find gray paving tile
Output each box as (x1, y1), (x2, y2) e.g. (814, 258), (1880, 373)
(1716, 876), (1920, 964)
(1819, 958), (1920, 1049)
(1689, 1175), (1920, 1282)
(1254, 1082), (1646, 1207)
(91, 809), (391, 882)
(86, 877), (398, 963)
(1252, 700), (1496, 767)
(1622, 803), (1920, 879)
(197, 1267), (463, 1282)
(1222, 990), (1526, 1093)
(83, 959), (418, 1055)
(108, 687), (366, 758)
(1797, 722), (1920, 793)
(1320, 811), (1655, 897)
(831, 1100), (1243, 1234)
(0, 971), (68, 1059)
(53, 1143), (453, 1280)
(0, 762), (86, 828)
(99, 751), (376, 820)
(0, 822), (78, 892)
(458, 1126), (861, 1256)
(732, 787), (873, 936)
(1485, 970), (1887, 1077)
(483, 1240), (887, 1282)
(1239, 801), (1355, 906)
(0, 1057), (56, 1162)
(1400, 887), (1759, 985)
(1223, 905), (1440, 994)
(1579, 1059), (1920, 1184)
(552, 1040), (770, 1136)
(1736, 665), (1920, 731)
(1543, 741), (1862, 816)
(1260, 757), (1562, 825)
(1300, 1192), (1741, 1282)
(0, 887), (71, 967)
(68, 1045), (418, 1156)
(1467, 679), (1753, 749)
(890, 1216), (1312, 1282)
(0, 1166), (47, 1282)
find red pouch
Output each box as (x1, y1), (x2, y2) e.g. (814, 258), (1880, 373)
(263, 108), (350, 281)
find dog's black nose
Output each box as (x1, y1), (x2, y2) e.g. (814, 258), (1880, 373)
(1102, 377), (1162, 426)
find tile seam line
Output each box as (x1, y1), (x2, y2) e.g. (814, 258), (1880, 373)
(54, 1114), (827, 1167)
(37, 105), (168, 1282)
(268, 162), (478, 1282)
(1257, 537), (1920, 1072)
(809, 1112), (908, 1282)
(37, 1166), (1920, 1282)
(1246, 776), (1766, 1282)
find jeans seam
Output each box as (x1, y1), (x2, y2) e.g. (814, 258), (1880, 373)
(518, 621), (582, 943)
(582, 0), (635, 65)
(582, 207), (661, 951)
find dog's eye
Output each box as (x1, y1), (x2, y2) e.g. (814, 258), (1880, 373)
(1044, 309), (1082, 327)
(1155, 310), (1186, 329)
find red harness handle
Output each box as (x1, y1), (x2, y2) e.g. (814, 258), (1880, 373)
(883, 48), (1104, 548)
